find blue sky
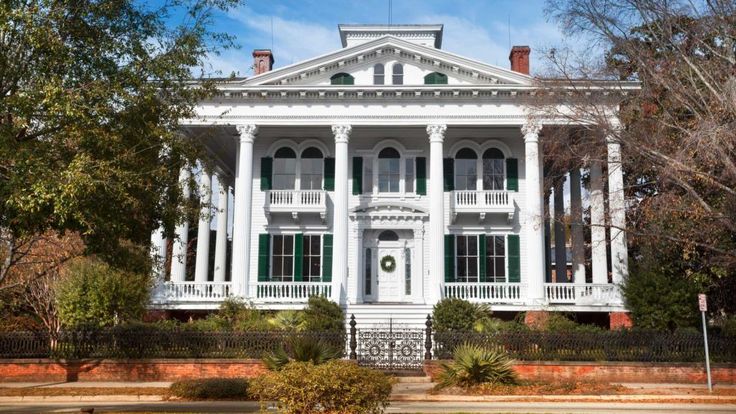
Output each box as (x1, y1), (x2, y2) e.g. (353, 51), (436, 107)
(198, 0), (569, 77)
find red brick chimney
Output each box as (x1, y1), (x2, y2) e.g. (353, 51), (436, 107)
(509, 46), (530, 75)
(253, 49), (274, 75)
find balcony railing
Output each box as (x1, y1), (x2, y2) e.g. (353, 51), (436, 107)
(544, 283), (621, 305)
(159, 281), (233, 302)
(451, 190), (514, 222)
(265, 190), (327, 221)
(253, 281), (332, 303)
(444, 282), (525, 303)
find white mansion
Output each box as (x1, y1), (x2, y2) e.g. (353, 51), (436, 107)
(150, 24), (635, 327)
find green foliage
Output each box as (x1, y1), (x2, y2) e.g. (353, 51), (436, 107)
(543, 313), (604, 333)
(251, 360), (392, 414)
(624, 265), (700, 331)
(438, 344), (517, 388)
(302, 296), (345, 333)
(55, 257), (150, 328)
(267, 310), (306, 331)
(263, 337), (342, 371)
(473, 317), (528, 333)
(433, 298), (492, 332)
(718, 316), (736, 337)
(169, 378), (249, 400)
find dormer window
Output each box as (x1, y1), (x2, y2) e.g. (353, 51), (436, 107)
(424, 72), (448, 85)
(330, 72), (354, 85)
(392, 64), (403, 85)
(373, 64), (385, 85)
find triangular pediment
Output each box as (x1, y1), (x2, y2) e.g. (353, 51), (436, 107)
(240, 36), (533, 87)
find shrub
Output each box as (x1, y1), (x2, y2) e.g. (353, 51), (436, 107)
(169, 378), (249, 400)
(268, 310), (306, 331)
(55, 257), (151, 328)
(438, 344), (517, 388)
(302, 296), (344, 333)
(720, 316), (736, 337)
(473, 317), (528, 333)
(433, 298), (491, 332)
(263, 336), (342, 371)
(251, 360), (391, 414)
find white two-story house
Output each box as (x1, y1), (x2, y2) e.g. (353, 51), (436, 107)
(150, 24), (635, 328)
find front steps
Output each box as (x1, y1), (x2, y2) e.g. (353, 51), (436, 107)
(344, 303), (433, 329)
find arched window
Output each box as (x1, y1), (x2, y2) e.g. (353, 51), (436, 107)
(455, 148), (478, 191)
(392, 63), (403, 85)
(273, 147), (297, 190)
(482, 148), (505, 190)
(424, 72), (448, 85)
(378, 230), (399, 241)
(330, 72), (354, 85)
(373, 64), (385, 85)
(300, 147), (323, 190)
(378, 147), (401, 192)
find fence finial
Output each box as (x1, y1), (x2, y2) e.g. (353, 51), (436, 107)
(349, 314), (357, 360)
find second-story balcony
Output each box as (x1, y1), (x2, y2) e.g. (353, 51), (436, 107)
(265, 190), (327, 222)
(451, 190), (514, 223)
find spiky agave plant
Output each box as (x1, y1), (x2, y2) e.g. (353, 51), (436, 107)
(262, 336), (342, 371)
(438, 343), (517, 388)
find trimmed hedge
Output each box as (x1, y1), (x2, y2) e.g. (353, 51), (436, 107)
(169, 378), (249, 400)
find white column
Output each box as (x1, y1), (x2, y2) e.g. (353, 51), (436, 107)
(589, 161), (608, 284)
(232, 125), (257, 297)
(171, 166), (191, 282)
(194, 170), (212, 283)
(569, 168), (586, 284)
(331, 124), (351, 304)
(427, 124), (447, 303)
(150, 227), (167, 285)
(213, 175), (229, 283)
(607, 136), (628, 286)
(553, 178), (567, 282)
(522, 121), (545, 304)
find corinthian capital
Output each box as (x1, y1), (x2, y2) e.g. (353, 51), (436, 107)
(331, 124), (352, 143)
(235, 124), (258, 143)
(426, 124), (447, 142)
(521, 120), (542, 137)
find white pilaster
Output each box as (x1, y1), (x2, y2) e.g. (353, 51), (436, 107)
(232, 124), (257, 297)
(349, 225), (361, 304)
(171, 167), (191, 282)
(553, 178), (567, 282)
(213, 175), (229, 283)
(427, 123), (447, 303)
(412, 222), (425, 304)
(589, 161), (608, 284)
(522, 121), (545, 304)
(607, 136), (628, 286)
(569, 168), (587, 284)
(331, 124), (351, 304)
(194, 170), (212, 283)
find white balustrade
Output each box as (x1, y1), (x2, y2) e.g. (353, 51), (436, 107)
(544, 283), (619, 305)
(161, 282), (233, 302)
(444, 283), (525, 303)
(451, 191), (513, 222)
(265, 190), (327, 220)
(254, 282), (332, 303)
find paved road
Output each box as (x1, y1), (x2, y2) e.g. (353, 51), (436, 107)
(2, 401), (736, 413)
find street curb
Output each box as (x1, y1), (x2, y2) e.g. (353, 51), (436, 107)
(0, 395), (164, 403)
(390, 394), (736, 402)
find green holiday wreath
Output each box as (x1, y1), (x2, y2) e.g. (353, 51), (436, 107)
(380, 255), (396, 273)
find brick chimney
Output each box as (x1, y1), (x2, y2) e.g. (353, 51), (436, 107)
(253, 49), (274, 75)
(509, 46), (530, 75)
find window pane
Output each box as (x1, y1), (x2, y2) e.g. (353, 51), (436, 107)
(311, 235), (320, 253)
(495, 236), (505, 256)
(284, 235), (293, 252)
(365, 249), (372, 295)
(283, 257), (293, 277)
(272, 257), (283, 277)
(468, 236), (477, 254)
(457, 236), (466, 255)
(363, 157), (373, 193)
(495, 259), (505, 278)
(468, 257), (478, 277)
(457, 258), (466, 281)
(405, 248), (411, 295)
(273, 236), (283, 255)
(405, 158), (414, 193)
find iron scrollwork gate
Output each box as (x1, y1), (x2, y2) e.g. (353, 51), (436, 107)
(351, 316), (432, 371)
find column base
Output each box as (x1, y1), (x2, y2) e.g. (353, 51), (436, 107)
(524, 311), (550, 330)
(609, 312), (633, 330)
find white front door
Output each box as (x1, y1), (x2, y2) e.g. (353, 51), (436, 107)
(375, 246), (403, 302)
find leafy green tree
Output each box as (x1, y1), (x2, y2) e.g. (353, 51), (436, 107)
(302, 296), (345, 333)
(433, 298), (492, 332)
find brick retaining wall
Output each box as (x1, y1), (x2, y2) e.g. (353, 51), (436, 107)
(424, 360), (736, 384)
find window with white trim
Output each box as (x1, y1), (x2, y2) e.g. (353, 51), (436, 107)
(373, 64), (385, 85)
(392, 63), (403, 85)
(271, 235), (294, 281)
(377, 147), (401, 193)
(273, 148), (296, 190)
(482, 148), (505, 190)
(405, 158), (415, 193)
(456, 235), (478, 283)
(486, 235), (506, 282)
(300, 147), (323, 190)
(302, 235), (322, 282)
(455, 148), (478, 191)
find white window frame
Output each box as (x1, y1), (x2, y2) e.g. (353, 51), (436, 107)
(454, 233), (509, 284)
(358, 141), (423, 198)
(270, 234), (295, 282)
(453, 147), (508, 191)
(301, 234), (323, 282)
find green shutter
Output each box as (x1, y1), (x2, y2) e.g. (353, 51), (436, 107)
(258, 234), (270, 281)
(415, 157), (427, 195)
(260, 157), (272, 191)
(444, 234), (455, 283)
(294, 233), (304, 281)
(479, 235), (487, 283)
(507, 234), (520, 283)
(443, 158), (454, 191)
(506, 158), (518, 192)
(323, 158), (335, 191)
(352, 157), (363, 195)
(322, 234), (333, 282)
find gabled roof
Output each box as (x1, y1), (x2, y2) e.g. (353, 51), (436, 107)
(239, 35), (533, 87)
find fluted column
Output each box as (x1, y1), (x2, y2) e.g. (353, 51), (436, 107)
(331, 124), (351, 304)
(427, 124), (447, 303)
(194, 170), (212, 283)
(523, 121), (545, 303)
(213, 175), (229, 283)
(171, 166), (191, 282)
(607, 135), (628, 287)
(232, 125), (257, 297)
(553, 178), (567, 282)
(569, 168), (586, 284)
(589, 161), (608, 284)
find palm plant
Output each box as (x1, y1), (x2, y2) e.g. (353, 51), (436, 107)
(263, 336), (342, 371)
(438, 344), (517, 388)
(267, 310), (306, 331)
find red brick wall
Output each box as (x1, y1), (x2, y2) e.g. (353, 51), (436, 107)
(0, 359), (267, 382)
(424, 360), (736, 384)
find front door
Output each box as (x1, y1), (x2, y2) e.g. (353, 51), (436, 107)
(375, 246), (403, 302)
